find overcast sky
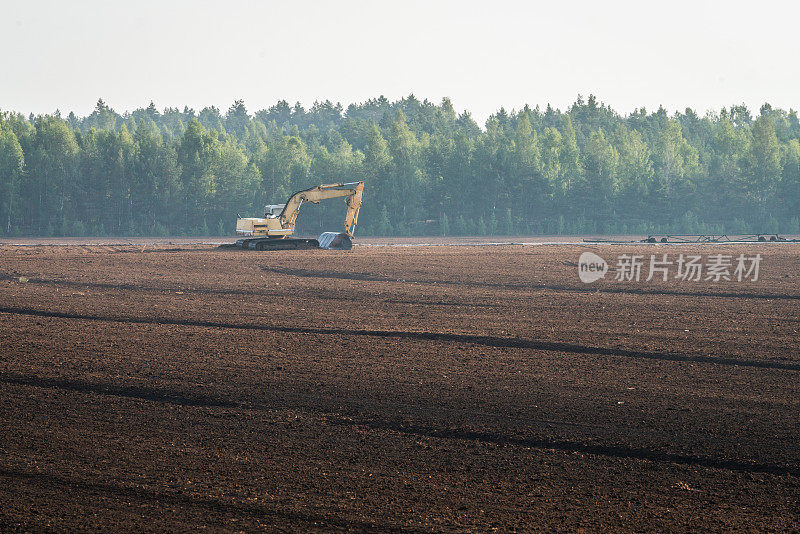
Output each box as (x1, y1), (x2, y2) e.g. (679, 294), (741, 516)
(2, 0), (798, 124)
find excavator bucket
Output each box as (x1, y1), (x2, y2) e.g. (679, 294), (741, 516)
(318, 232), (353, 250)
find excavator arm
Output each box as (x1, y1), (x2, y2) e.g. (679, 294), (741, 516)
(279, 181), (364, 237)
(342, 183), (362, 237)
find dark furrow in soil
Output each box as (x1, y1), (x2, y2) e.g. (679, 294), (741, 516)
(0, 468), (419, 533)
(0, 373), (239, 408)
(262, 266), (800, 301)
(0, 272), (502, 308)
(2, 306), (798, 371)
(4, 371), (797, 479)
(329, 417), (800, 477)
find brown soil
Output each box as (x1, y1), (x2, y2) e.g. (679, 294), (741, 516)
(0, 242), (798, 531)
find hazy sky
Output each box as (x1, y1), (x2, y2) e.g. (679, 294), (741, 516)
(2, 0), (799, 124)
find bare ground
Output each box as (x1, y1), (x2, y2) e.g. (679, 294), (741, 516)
(0, 242), (798, 531)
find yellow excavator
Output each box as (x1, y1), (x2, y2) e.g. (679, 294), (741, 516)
(234, 181), (364, 250)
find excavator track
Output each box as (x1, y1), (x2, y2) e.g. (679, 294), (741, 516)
(236, 238), (320, 250)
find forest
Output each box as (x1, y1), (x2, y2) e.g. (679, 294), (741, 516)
(0, 95), (799, 237)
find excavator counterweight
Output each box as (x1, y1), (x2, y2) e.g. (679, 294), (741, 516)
(234, 181), (363, 250)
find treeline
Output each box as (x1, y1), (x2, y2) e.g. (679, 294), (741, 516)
(1, 95), (799, 237)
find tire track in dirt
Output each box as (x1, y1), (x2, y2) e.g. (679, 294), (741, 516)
(6, 267), (799, 306)
(263, 267), (800, 301)
(0, 272), (503, 308)
(0, 272), (288, 298)
(2, 306), (799, 371)
(0, 468), (417, 532)
(0, 373), (239, 408)
(0, 371), (615, 430)
(328, 416), (800, 478)
(3, 371), (797, 479)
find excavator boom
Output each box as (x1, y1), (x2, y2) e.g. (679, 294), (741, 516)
(279, 182), (363, 237)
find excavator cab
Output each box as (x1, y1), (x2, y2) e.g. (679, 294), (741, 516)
(264, 205), (285, 218)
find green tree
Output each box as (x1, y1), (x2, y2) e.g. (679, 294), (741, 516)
(0, 126), (25, 234)
(177, 120), (223, 227)
(747, 115), (781, 217)
(130, 121), (180, 232)
(581, 128), (618, 224)
(779, 139), (800, 224)
(225, 100), (250, 137)
(614, 126), (653, 221)
(254, 134), (312, 205)
(27, 117), (79, 233)
(650, 119), (699, 221)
